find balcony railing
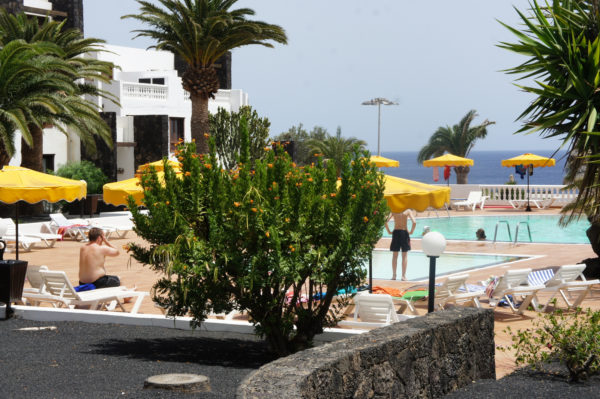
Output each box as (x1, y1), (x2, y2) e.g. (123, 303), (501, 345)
(122, 82), (168, 100)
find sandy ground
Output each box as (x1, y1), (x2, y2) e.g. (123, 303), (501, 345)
(5, 206), (599, 379)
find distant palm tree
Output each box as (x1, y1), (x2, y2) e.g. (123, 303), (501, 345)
(0, 40), (76, 166)
(417, 110), (495, 184)
(124, 0), (287, 154)
(307, 127), (366, 176)
(0, 10), (115, 171)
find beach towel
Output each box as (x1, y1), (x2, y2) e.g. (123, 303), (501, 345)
(485, 277), (499, 298)
(57, 224), (88, 239)
(74, 283), (96, 292)
(372, 286), (404, 297)
(443, 165), (451, 181)
(528, 268), (555, 286)
(433, 166), (439, 182)
(515, 165), (526, 180)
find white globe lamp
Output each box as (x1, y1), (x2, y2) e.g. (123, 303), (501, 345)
(422, 231), (446, 313)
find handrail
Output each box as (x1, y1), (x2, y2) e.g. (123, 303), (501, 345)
(493, 220), (512, 244)
(514, 221), (532, 245)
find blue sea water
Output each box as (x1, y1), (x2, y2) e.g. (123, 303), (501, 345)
(379, 150), (567, 185)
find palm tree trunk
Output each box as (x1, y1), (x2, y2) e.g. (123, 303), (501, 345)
(0, 141), (11, 167)
(21, 124), (43, 171)
(454, 165), (470, 184)
(20, 124), (44, 215)
(190, 93), (210, 154)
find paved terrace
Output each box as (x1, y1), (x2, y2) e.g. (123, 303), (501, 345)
(4, 207), (598, 379)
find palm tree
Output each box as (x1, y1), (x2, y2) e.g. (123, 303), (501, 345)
(307, 127), (366, 176)
(124, 0), (287, 154)
(417, 110), (495, 184)
(0, 40), (77, 166)
(499, 0), (600, 253)
(0, 10), (115, 171)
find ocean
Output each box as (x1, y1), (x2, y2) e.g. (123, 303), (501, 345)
(379, 150), (568, 185)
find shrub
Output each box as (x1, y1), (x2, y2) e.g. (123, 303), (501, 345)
(501, 306), (600, 381)
(127, 119), (388, 356)
(54, 161), (108, 194)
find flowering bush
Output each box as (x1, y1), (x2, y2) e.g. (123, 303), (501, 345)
(501, 305), (600, 381)
(128, 119), (387, 355)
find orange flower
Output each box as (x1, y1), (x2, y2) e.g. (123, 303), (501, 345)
(307, 177), (313, 182)
(337, 177), (342, 181)
(185, 171), (191, 176)
(322, 194), (327, 199)
(285, 217), (290, 223)
(251, 207), (258, 213)
(165, 201), (170, 205)
(178, 156), (184, 161)
(234, 202), (241, 207)
(122, 244), (130, 251)
(204, 163), (212, 169)
(323, 178), (329, 182)
(330, 193), (336, 197)
(204, 133), (209, 138)
(264, 146), (271, 151)
(265, 232), (270, 238)
(292, 162), (297, 167)
(183, 265), (187, 270)
(250, 199), (254, 204)
(363, 216), (369, 222)
(267, 163), (273, 168)
(274, 196), (280, 200)
(351, 194), (356, 199)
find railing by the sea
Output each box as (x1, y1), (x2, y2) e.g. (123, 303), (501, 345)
(479, 184), (578, 206)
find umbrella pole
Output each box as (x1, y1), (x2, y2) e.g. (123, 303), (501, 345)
(14, 202), (19, 260)
(526, 166), (532, 212)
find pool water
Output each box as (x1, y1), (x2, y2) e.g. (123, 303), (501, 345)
(367, 250), (526, 281)
(384, 215), (590, 244)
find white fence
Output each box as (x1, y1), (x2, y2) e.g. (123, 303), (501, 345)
(122, 82), (168, 100)
(479, 184), (578, 206)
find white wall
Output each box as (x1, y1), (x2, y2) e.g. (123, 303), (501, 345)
(98, 44), (174, 72)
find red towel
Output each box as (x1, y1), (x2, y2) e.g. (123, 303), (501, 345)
(444, 165), (451, 181)
(432, 166), (439, 182)
(57, 224), (87, 240)
(372, 286), (404, 298)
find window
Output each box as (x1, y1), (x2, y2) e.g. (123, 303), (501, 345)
(138, 78), (151, 84)
(152, 78), (165, 85)
(42, 154), (55, 173)
(169, 118), (185, 152)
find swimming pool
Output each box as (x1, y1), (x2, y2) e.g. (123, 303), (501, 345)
(367, 250), (527, 281)
(384, 215), (590, 244)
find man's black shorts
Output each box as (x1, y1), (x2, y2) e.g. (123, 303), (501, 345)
(390, 229), (410, 252)
(79, 275), (120, 289)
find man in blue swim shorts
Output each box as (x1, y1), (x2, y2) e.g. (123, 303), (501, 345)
(385, 209), (416, 281)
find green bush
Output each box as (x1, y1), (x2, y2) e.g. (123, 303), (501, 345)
(501, 306), (600, 381)
(127, 119), (388, 356)
(54, 161), (108, 194)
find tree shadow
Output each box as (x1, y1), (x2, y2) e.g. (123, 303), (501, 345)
(89, 336), (278, 369)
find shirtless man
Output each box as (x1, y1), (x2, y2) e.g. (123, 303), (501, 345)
(79, 227), (120, 288)
(385, 209), (416, 281)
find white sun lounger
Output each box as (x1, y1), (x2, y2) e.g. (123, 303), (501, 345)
(452, 191), (487, 211)
(488, 269), (545, 315)
(22, 270), (148, 314)
(434, 274), (484, 310)
(0, 219), (42, 251)
(535, 265), (600, 311)
(1, 218), (61, 248)
(338, 293), (415, 329)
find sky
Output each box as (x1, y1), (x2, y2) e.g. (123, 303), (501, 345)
(82, 0), (561, 153)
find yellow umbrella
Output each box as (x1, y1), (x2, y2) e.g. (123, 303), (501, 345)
(0, 165), (86, 259)
(369, 155), (399, 168)
(384, 175), (450, 213)
(422, 153), (474, 185)
(501, 153), (556, 212)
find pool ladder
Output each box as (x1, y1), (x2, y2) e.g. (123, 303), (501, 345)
(492, 220), (532, 245)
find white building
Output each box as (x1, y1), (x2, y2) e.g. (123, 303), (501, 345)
(6, 0), (248, 181)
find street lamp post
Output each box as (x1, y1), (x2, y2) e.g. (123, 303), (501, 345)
(421, 231), (447, 313)
(361, 98), (398, 156)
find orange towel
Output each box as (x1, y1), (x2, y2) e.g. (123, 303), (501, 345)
(372, 286), (404, 298)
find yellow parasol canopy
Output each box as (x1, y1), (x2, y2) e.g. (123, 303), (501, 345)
(501, 153), (555, 168)
(0, 166), (86, 204)
(422, 153), (474, 167)
(370, 155), (399, 168)
(384, 175), (450, 212)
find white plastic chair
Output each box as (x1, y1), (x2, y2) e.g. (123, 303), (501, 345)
(537, 264), (600, 311)
(488, 269), (545, 315)
(452, 191), (485, 211)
